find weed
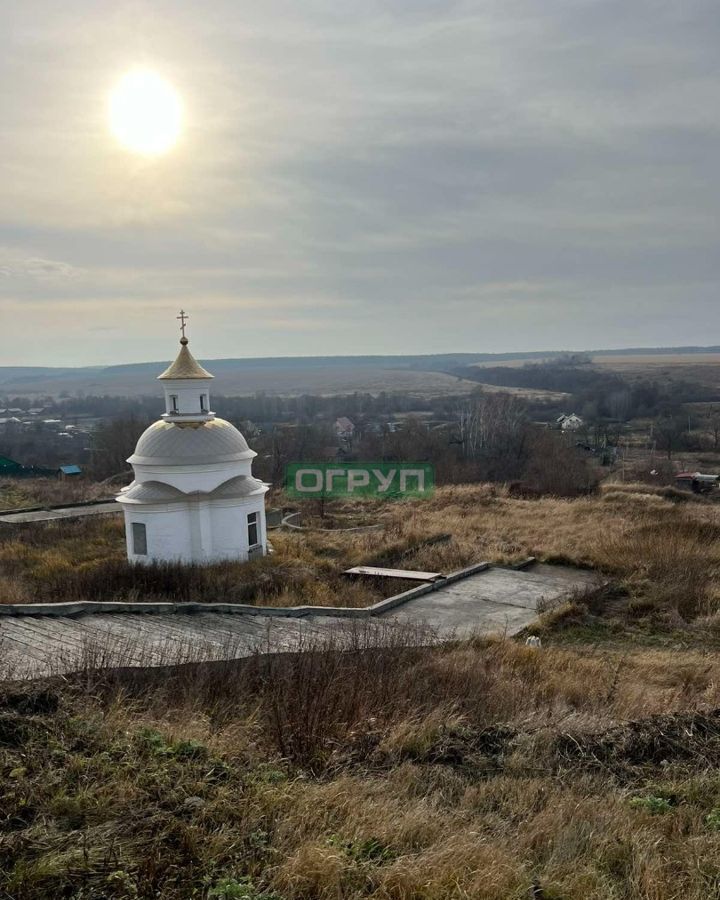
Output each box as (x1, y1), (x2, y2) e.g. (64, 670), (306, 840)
(135, 727), (208, 760)
(327, 835), (398, 864)
(629, 795), (674, 815)
(207, 876), (283, 899)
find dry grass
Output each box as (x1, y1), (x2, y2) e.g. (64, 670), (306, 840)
(3, 480), (720, 897)
(2, 483), (719, 622)
(594, 352), (720, 368)
(7, 364), (482, 399)
(0, 517), (388, 608)
(0, 477), (109, 511)
(5, 637), (720, 898)
(0, 516), (434, 608)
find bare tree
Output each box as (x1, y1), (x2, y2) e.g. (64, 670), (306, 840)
(456, 393), (526, 461)
(707, 406), (720, 450)
(655, 415), (686, 460)
(89, 417), (148, 480)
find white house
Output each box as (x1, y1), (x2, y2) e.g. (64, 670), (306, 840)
(117, 317), (268, 565)
(335, 417), (355, 440)
(557, 413), (584, 432)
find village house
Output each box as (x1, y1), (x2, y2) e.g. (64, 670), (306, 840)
(0, 417), (22, 434)
(556, 413), (584, 432)
(334, 416), (355, 442)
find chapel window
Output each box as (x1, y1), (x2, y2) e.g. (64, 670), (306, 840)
(132, 522), (147, 556)
(247, 511), (259, 547)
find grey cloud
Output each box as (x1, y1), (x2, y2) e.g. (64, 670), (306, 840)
(0, 254), (83, 280)
(1, 0), (719, 364)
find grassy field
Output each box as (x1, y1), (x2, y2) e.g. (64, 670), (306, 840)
(4, 482), (720, 897)
(594, 352), (720, 370)
(2, 483), (720, 630)
(1, 365), (483, 400)
(469, 350), (720, 396)
(4, 635), (720, 899)
(460, 383), (569, 401)
(469, 351), (720, 371)
(0, 477), (110, 511)
(593, 353), (720, 393)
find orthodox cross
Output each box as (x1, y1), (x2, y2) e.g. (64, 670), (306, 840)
(177, 309), (189, 340)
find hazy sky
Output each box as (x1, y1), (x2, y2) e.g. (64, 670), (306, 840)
(2, 1), (719, 366)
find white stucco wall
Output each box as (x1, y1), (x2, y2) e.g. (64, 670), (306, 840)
(123, 504), (194, 564)
(210, 498), (267, 559)
(161, 378), (213, 418)
(122, 496), (267, 565)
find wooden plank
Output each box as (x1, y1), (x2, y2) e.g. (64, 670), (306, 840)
(121, 614), (248, 648)
(4, 619), (127, 672)
(0, 502), (120, 524)
(344, 566), (443, 582)
(15, 616), (161, 669)
(64, 621), (187, 667)
(182, 613), (269, 643)
(111, 615), (266, 666)
(119, 614), (212, 638)
(52, 616), (154, 665)
(0, 618), (81, 654)
(0, 623), (91, 673)
(7, 617), (93, 650)
(0, 626), (57, 661)
(80, 616), (203, 661)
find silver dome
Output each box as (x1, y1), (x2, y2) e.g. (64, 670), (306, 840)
(128, 418), (253, 466)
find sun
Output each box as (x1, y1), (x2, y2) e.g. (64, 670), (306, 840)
(108, 69), (182, 156)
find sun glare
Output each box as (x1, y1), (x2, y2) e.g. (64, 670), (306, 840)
(108, 69), (182, 156)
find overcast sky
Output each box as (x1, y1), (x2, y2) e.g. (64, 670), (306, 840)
(2, 0), (719, 366)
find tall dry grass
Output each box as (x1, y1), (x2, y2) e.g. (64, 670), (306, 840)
(0, 517), (390, 608)
(5, 636), (720, 898)
(2, 482), (718, 621)
(382, 483), (720, 621)
(594, 514), (720, 619)
(0, 476), (109, 510)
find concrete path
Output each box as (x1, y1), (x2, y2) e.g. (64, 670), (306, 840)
(384, 564), (597, 636)
(0, 501), (119, 524)
(0, 563), (598, 679)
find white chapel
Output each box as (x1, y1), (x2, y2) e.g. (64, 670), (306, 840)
(117, 313), (268, 565)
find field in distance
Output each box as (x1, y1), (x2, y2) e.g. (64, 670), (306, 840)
(593, 352), (720, 390)
(5, 348), (719, 399)
(469, 349), (720, 393)
(0, 363), (477, 399)
(0, 358), (564, 400)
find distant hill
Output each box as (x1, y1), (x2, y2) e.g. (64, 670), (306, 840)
(2, 347), (720, 399)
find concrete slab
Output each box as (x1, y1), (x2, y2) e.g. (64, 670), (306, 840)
(378, 564), (596, 637)
(0, 502), (120, 524)
(0, 563), (599, 679)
